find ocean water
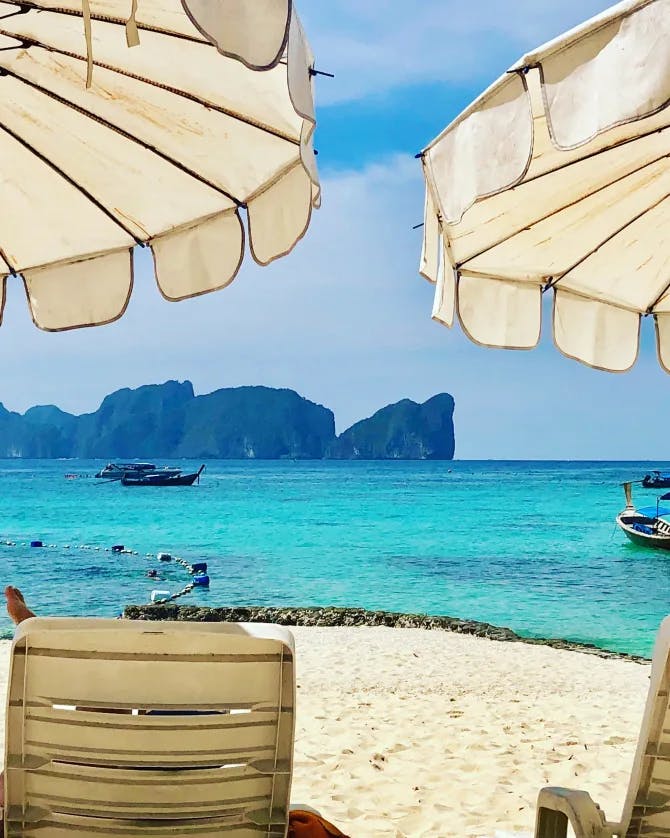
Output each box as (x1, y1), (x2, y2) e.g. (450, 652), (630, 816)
(0, 459), (668, 657)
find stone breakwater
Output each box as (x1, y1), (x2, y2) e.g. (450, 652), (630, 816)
(123, 604), (649, 663)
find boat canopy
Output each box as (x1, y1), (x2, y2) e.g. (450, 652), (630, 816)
(637, 506), (670, 519)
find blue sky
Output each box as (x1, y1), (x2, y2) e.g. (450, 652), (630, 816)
(2, 0), (669, 459)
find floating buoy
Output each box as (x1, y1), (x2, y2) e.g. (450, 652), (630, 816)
(111, 545), (124, 553)
(151, 589), (171, 603)
(191, 562), (208, 575)
(30, 540), (43, 548)
(192, 574), (210, 588)
(157, 553), (172, 562)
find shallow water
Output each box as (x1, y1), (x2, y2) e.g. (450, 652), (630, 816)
(0, 459), (667, 656)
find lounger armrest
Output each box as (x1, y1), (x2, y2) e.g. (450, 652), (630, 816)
(535, 787), (614, 838)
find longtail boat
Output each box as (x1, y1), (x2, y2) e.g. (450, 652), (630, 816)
(121, 465), (205, 487)
(616, 482), (670, 550)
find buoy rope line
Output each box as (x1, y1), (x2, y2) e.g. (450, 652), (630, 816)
(0, 539), (210, 605)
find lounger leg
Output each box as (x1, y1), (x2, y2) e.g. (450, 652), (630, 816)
(535, 787), (614, 838)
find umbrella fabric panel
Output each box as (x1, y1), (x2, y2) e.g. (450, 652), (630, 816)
(0, 74), (235, 251)
(0, 0), (318, 329)
(442, 107), (670, 274)
(151, 210), (244, 301)
(288, 8), (319, 199)
(425, 73), (532, 226)
(0, 48), (299, 206)
(553, 291), (641, 372)
(460, 153), (670, 308)
(0, 127), (135, 271)
(2, 0), (210, 40)
(654, 315), (670, 372)
(420, 187), (441, 283)
(247, 163), (313, 265)
(23, 249), (133, 331)
(182, 0), (291, 70)
(0, 13), (303, 143)
(529, 0), (670, 149)
(1, 0), (294, 73)
(421, 0), (670, 372)
(556, 196), (670, 312)
(431, 243), (455, 328)
(457, 277), (542, 350)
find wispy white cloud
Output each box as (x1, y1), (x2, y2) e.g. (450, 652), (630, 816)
(300, 0), (615, 105)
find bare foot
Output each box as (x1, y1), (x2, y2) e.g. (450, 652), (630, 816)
(5, 586), (35, 625)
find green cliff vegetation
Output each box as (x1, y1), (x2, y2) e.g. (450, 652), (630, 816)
(0, 382), (455, 460)
(327, 394), (455, 459)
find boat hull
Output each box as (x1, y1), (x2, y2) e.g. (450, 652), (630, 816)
(642, 472), (670, 489)
(121, 466), (205, 487)
(616, 513), (670, 550)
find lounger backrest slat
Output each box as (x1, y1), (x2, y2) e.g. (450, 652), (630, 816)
(4, 618), (295, 838)
(622, 617), (670, 838)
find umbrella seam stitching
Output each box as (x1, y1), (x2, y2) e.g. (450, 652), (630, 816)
(456, 142), (670, 271)
(0, 63), (244, 208)
(0, 0), (215, 48)
(0, 28), (302, 148)
(0, 118), (143, 245)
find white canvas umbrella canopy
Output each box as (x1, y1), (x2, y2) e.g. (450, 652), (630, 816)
(0, 0), (319, 330)
(420, 0), (670, 373)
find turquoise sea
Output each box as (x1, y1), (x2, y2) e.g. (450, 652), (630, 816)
(0, 460), (668, 657)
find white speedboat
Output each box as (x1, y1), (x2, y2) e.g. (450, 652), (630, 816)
(95, 462), (181, 480)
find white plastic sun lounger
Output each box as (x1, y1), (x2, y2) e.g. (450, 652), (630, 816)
(535, 616), (670, 838)
(2, 617), (297, 838)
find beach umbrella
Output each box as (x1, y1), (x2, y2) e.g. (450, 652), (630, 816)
(419, 0), (670, 373)
(0, 0), (318, 330)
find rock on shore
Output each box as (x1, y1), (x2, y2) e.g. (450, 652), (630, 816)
(123, 604), (647, 662)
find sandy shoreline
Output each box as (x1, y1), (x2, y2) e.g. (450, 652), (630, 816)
(0, 627), (650, 837)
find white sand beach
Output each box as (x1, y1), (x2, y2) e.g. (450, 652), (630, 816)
(0, 627), (651, 838)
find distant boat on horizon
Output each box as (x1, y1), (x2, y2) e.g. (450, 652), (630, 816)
(642, 470), (670, 489)
(95, 463), (181, 480)
(121, 465), (206, 487)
